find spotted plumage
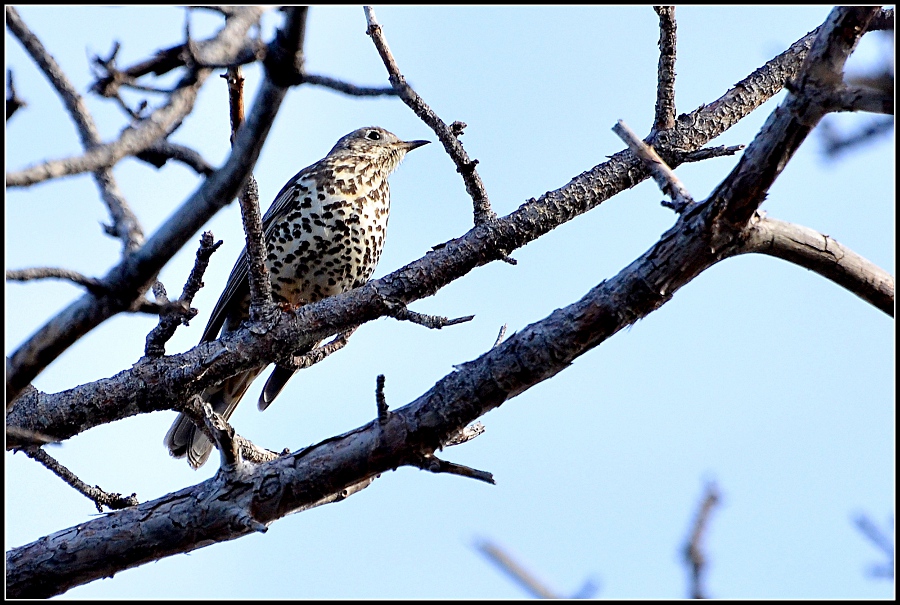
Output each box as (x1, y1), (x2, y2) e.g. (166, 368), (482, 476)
(165, 127), (429, 468)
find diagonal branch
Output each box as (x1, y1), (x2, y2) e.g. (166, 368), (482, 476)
(709, 6), (879, 231)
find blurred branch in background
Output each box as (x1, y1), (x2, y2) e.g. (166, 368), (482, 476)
(475, 538), (599, 599)
(853, 513), (894, 580)
(682, 481), (721, 599)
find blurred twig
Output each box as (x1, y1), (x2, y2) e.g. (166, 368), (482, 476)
(683, 481), (721, 599)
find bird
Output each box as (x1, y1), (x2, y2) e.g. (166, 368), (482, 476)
(165, 126), (429, 469)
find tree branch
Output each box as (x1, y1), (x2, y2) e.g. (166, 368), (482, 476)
(5, 6), (144, 251)
(738, 214), (893, 316)
(653, 6), (677, 132)
(364, 6), (497, 226)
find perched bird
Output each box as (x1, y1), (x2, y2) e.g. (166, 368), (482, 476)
(165, 126), (429, 468)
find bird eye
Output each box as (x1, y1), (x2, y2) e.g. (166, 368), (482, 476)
(366, 130), (382, 141)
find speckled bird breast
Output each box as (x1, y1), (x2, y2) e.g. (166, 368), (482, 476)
(265, 171), (391, 306)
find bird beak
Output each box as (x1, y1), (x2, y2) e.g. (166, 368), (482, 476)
(401, 139), (430, 152)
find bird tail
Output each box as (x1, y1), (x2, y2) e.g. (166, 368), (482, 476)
(257, 340), (317, 411)
(164, 366), (265, 469)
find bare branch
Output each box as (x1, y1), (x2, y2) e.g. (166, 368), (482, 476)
(144, 232), (222, 357)
(738, 214), (894, 316)
(476, 540), (561, 599)
(853, 513), (894, 579)
(364, 6), (496, 226)
(414, 453), (494, 484)
(682, 481), (721, 599)
(613, 119), (694, 212)
(821, 84), (894, 115)
(303, 73), (398, 97)
(6, 268), (107, 294)
(5, 70), (210, 188)
(90, 7), (269, 96)
(21, 447), (138, 512)
(375, 374), (389, 423)
(820, 117), (893, 157)
(8, 15), (837, 425)
(225, 66), (276, 325)
(710, 7), (880, 231)
(385, 301), (474, 329)
(135, 140), (215, 175)
(681, 144), (744, 163)
(492, 324), (508, 348)
(653, 6), (677, 132)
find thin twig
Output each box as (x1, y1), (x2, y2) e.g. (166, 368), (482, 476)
(6, 268), (107, 294)
(683, 481), (721, 599)
(415, 453), (494, 485)
(492, 324), (508, 349)
(23, 447), (138, 512)
(853, 513), (894, 579)
(226, 66), (275, 325)
(363, 6), (496, 226)
(144, 232), (222, 357)
(385, 301), (474, 329)
(681, 145), (745, 163)
(5, 6), (145, 252)
(136, 140), (215, 175)
(820, 117), (893, 158)
(303, 73), (398, 97)
(476, 539), (561, 599)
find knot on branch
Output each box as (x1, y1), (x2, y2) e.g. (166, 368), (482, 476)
(457, 159), (480, 176)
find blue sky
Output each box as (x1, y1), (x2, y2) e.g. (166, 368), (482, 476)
(5, 6), (894, 599)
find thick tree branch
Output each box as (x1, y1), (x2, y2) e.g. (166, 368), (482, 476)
(6, 175), (743, 595)
(709, 7), (878, 231)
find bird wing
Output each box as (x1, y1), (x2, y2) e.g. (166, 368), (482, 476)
(199, 162), (325, 343)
